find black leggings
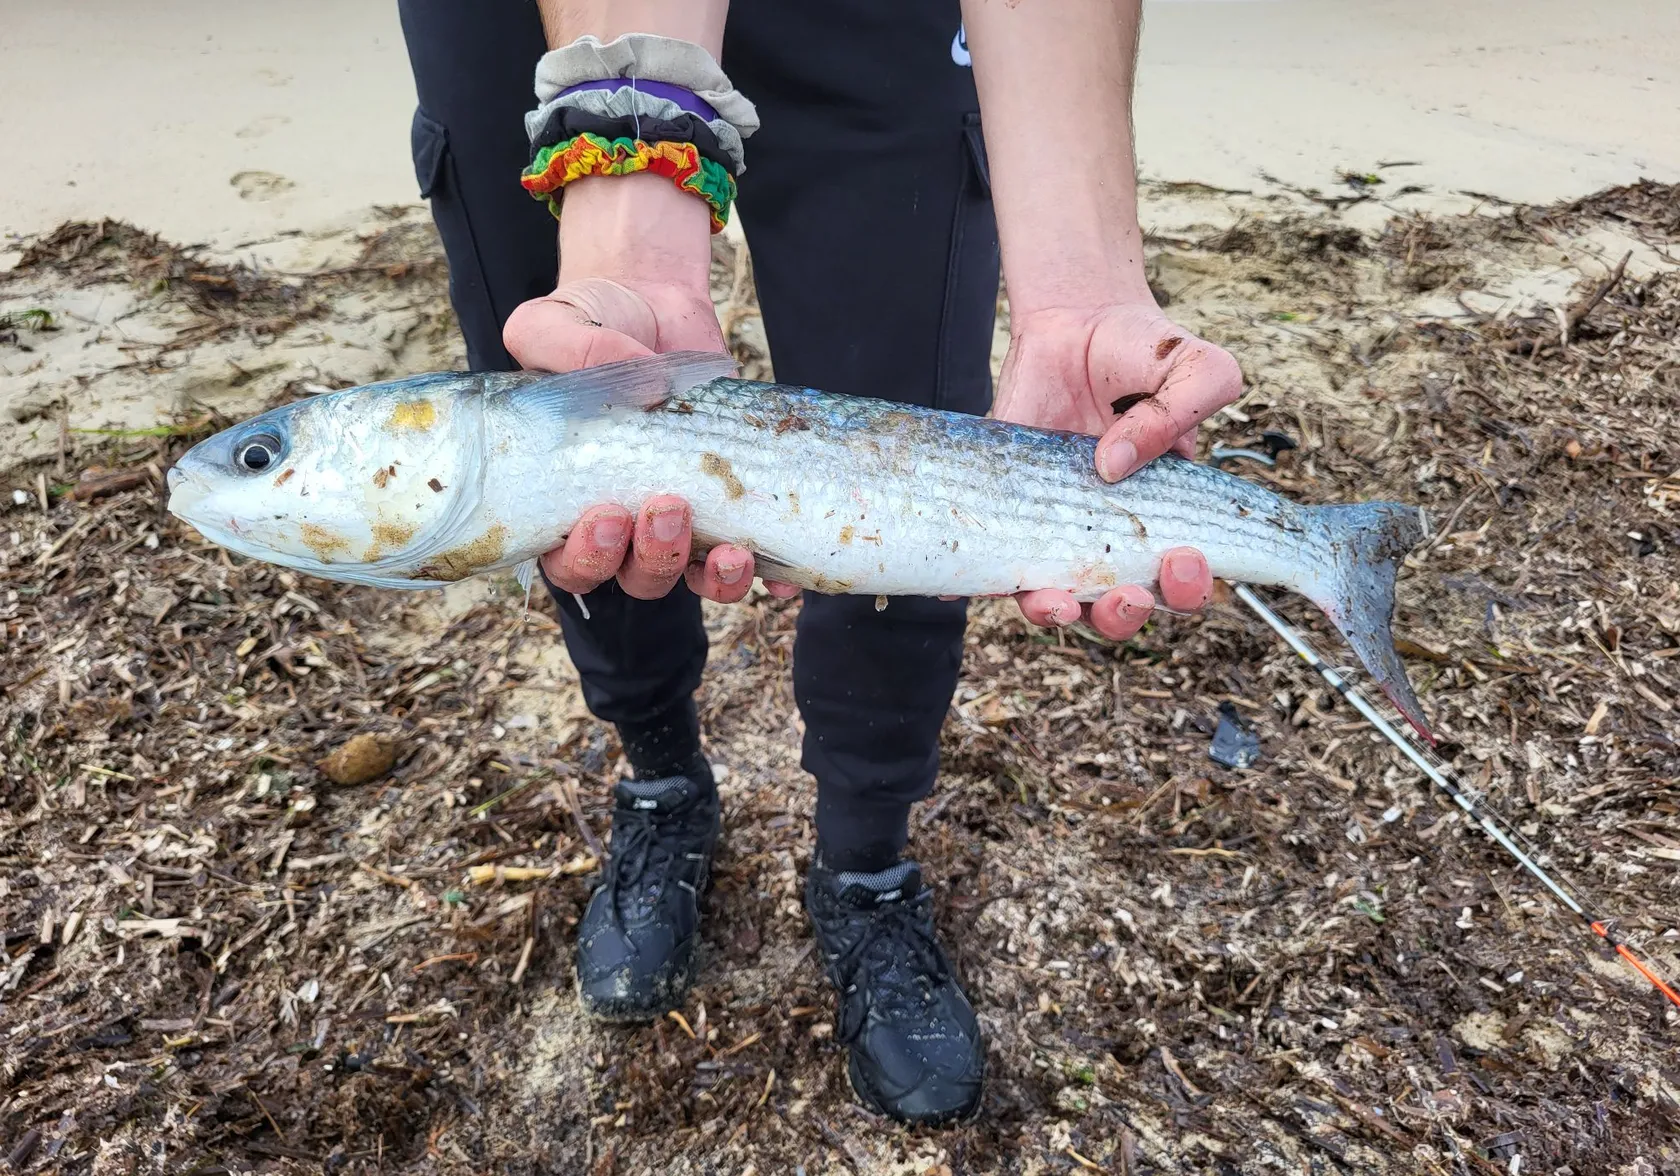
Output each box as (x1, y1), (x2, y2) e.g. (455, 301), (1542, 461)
(396, 0), (1000, 866)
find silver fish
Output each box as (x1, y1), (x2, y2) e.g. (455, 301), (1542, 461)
(166, 351), (1432, 738)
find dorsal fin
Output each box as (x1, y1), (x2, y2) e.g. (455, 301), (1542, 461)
(487, 350), (740, 416)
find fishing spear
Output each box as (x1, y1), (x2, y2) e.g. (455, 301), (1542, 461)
(1234, 582), (1680, 1011)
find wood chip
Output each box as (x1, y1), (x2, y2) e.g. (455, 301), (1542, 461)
(510, 936), (535, 986)
(1584, 698), (1610, 736)
(467, 865), (552, 885)
(1631, 680), (1673, 713)
(1160, 1045), (1203, 1097)
(116, 918), (209, 943)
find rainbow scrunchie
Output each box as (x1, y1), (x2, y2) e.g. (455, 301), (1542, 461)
(521, 132), (736, 233)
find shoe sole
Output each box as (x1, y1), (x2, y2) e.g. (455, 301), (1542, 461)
(845, 1051), (986, 1127)
(574, 957), (696, 1024)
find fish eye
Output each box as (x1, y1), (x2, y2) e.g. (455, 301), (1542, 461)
(235, 433), (283, 474)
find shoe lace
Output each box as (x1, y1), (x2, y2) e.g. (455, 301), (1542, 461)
(833, 894), (950, 1043)
(601, 808), (677, 926)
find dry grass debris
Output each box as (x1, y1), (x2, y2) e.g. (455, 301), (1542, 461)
(2, 181), (1677, 1175)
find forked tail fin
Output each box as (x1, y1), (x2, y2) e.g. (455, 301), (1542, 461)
(1302, 501), (1433, 743)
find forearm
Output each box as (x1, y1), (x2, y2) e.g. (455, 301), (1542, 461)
(533, 1), (731, 290)
(535, 0), (727, 56)
(961, 0), (1153, 316)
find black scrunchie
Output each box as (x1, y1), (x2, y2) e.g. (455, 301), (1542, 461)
(527, 107), (737, 176)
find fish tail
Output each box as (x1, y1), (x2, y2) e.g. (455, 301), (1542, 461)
(1301, 501), (1433, 743)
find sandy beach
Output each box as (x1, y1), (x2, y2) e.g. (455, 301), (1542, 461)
(2, 5), (1678, 1174)
(3, 0), (1676, 461)
(3, 0), (1676, 246)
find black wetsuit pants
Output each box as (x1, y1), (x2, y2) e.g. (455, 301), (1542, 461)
(396, 0), (999, 867)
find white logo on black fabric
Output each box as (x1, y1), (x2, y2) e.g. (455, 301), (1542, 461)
(951, 24), (971, 67)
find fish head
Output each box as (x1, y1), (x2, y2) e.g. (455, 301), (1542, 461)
(167, 374), (484, 582)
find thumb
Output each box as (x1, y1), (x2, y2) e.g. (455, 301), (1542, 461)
(1094, 335), (1242, 481)
(503, 279), (660, 373)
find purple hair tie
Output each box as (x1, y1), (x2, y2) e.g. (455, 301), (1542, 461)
(555, 78), (719, 123)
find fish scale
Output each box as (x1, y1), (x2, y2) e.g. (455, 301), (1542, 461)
(586, 378), (1325, 599)
(167, 349), (1434, 740)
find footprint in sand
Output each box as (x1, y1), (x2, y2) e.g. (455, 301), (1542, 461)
(230, 170), (296, 201)
(235, 114), (291, 140)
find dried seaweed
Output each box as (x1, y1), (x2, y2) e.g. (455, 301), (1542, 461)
(2, 184), (1677, 1175)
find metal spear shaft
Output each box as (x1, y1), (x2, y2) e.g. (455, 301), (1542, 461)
(1232, 582), (1680, 1010)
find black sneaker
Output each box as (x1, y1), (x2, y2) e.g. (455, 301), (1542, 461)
(574, 774), (719, 1021)
(805, 860), (986, 1125)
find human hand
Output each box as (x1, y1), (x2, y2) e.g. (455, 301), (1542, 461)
(990, 301), (1244, 640)
(502, 175), (773, 606)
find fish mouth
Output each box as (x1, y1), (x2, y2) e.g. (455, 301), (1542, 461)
(165, 462), (209, 525)
(164, 461), (252, 546)
(163, 452), (343, 583)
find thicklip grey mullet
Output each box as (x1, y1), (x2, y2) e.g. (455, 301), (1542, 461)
(166, 350), (1434, 740)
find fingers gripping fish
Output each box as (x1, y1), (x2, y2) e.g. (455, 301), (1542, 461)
(166, 351), (1434, 740)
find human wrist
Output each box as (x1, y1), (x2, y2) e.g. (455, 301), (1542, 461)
(1000, 216), (1155, 319)
(555, 173), (714, 295)
(988, 152), (1156, 315)
(535, 3), (728, 58)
